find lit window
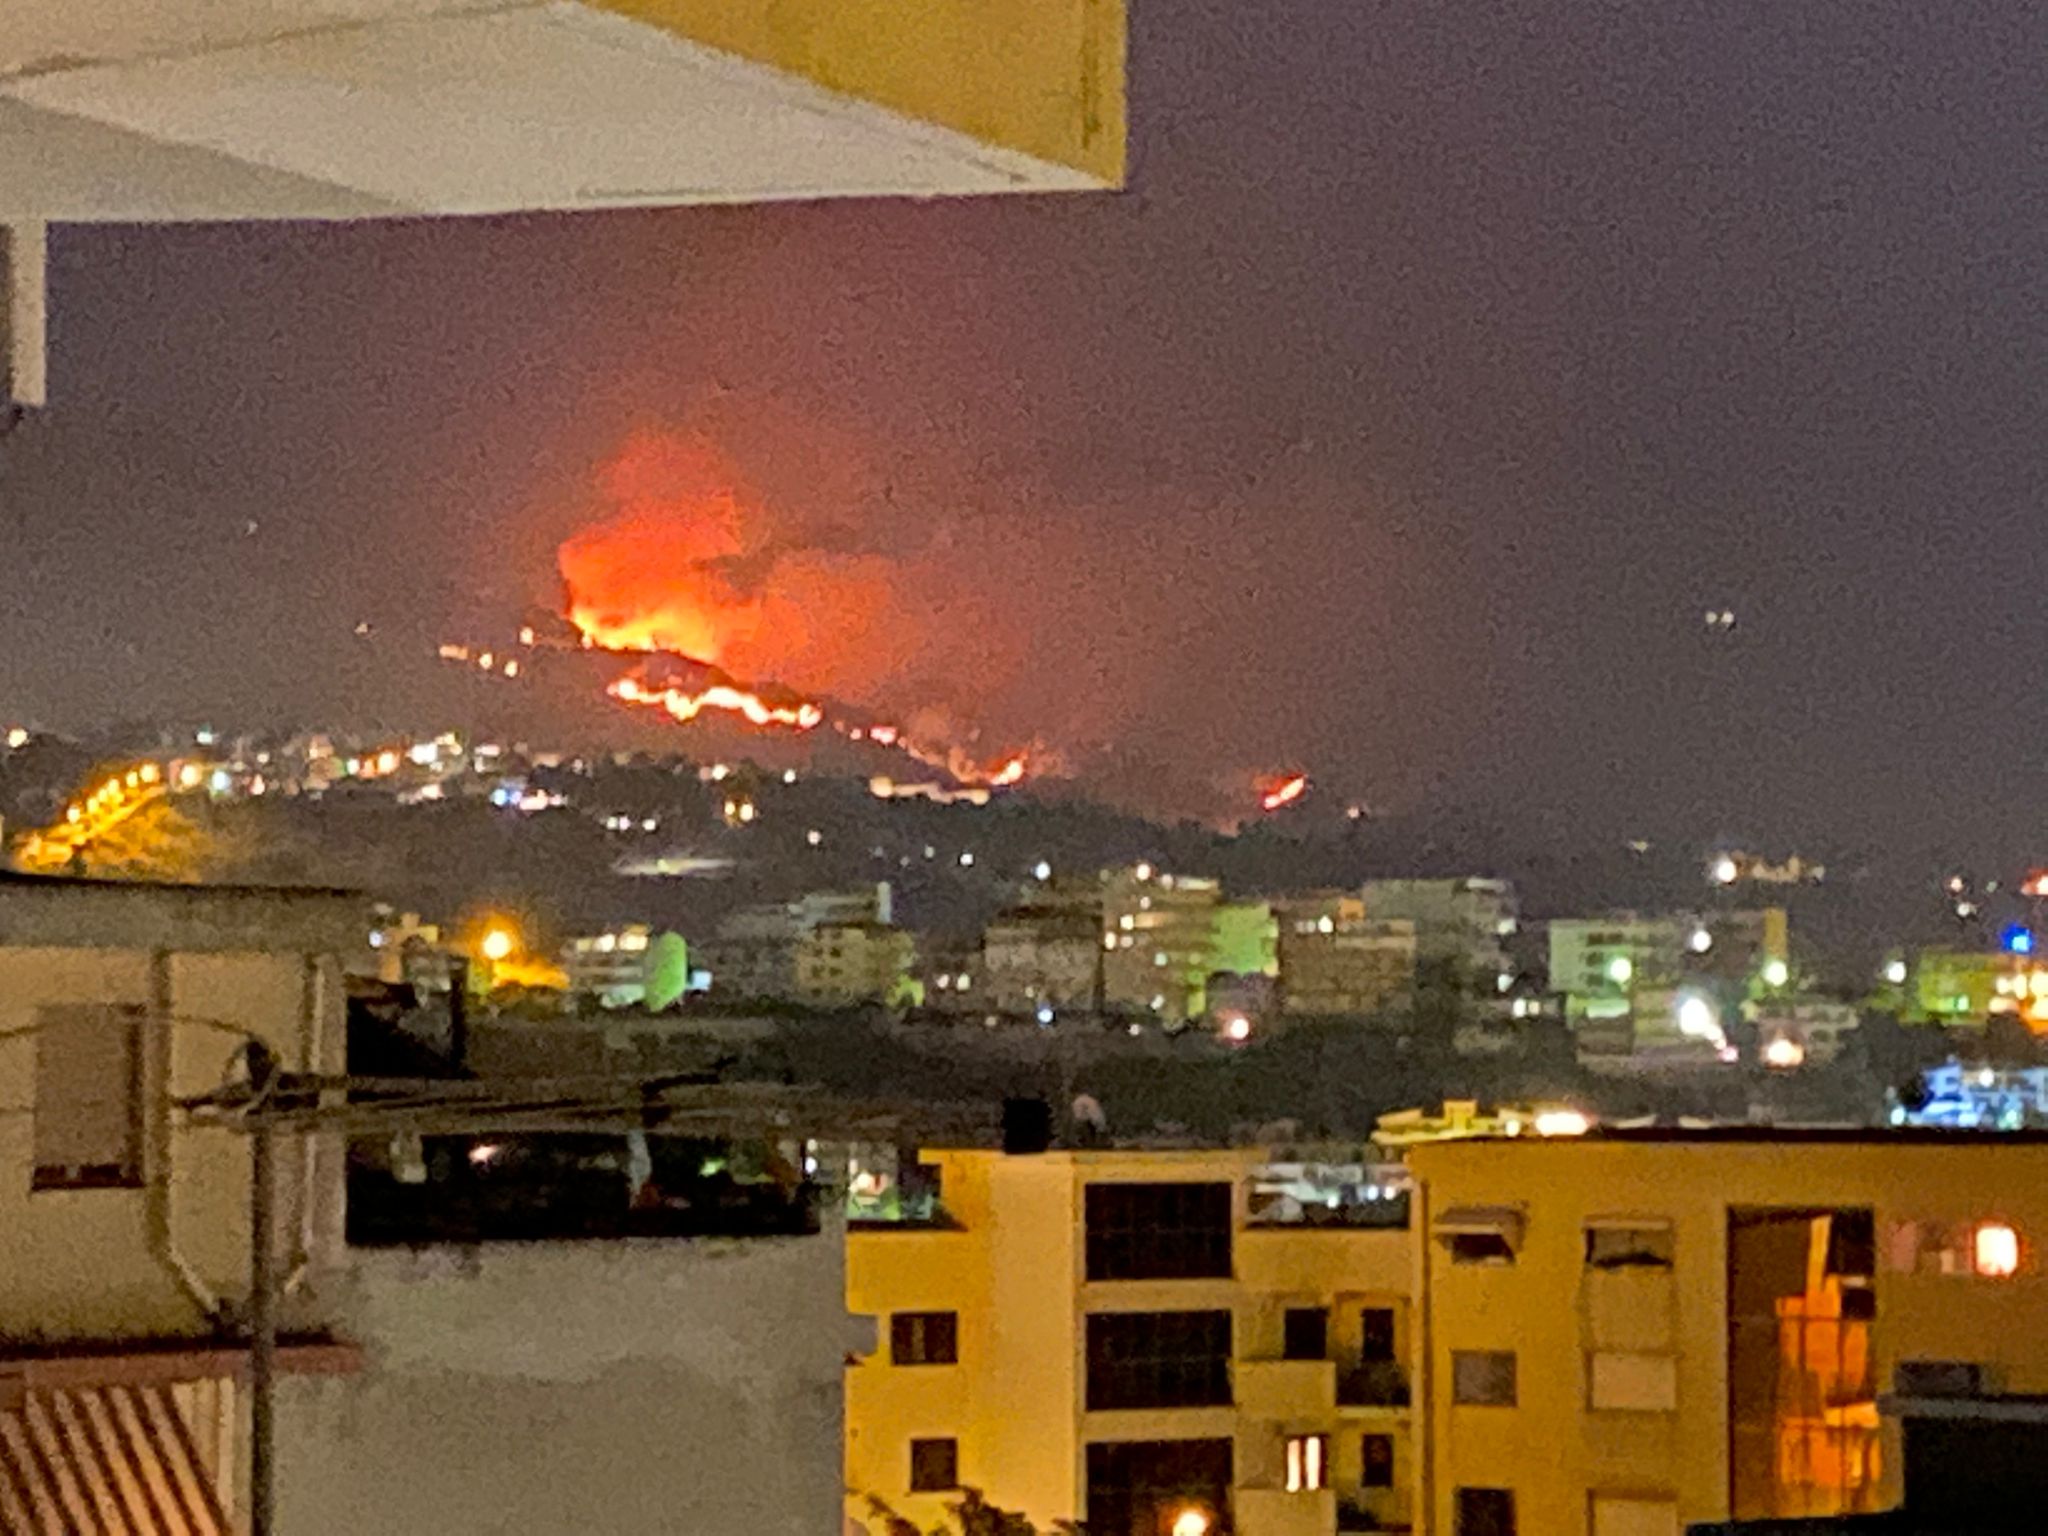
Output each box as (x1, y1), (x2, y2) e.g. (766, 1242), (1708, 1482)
(1284, 1434), (1327, 1492)
(1975, 1223), (2021, 1278)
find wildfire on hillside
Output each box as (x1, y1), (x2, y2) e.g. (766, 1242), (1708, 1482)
(1258, 772), (1309, 812)
(544, 433), (1040, 791)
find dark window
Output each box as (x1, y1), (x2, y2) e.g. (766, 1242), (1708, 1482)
(1283, 1307), (1328, 1361)
(910, 1438), (958, 1493)
(891, 1311), (958, 1365)
(1086, 1439), (1232, 1536)
(1086, 1183), (1232, 1281)
(1586, 1225), (1674, 1268)
(1456, 1487), (1516, 1536)
(1359, 1307), (1396, 1363)
(1361, 1434), (1395, 1489)
(1086, 1311), (1232, 1410)
(33, 1004), (144, 1191)
(1451, 1350), (1516, 1406)
(1448, 1231), (1515, 1265)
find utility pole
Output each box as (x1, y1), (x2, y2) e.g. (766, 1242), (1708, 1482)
(245, 1041), (280, 1536)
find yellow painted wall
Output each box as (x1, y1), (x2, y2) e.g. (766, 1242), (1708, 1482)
(1409, 1137), (2048, 1535)
(600, 0), (1126, 185)
(846, 1148), (1417, 1535)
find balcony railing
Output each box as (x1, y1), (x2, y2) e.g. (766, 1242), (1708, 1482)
(1247, 1162), (1412, 1229)
(1337, 1360), (1411, 1409)
(845, 1186), (958, 1228)
(347, 1134), (820, 1245)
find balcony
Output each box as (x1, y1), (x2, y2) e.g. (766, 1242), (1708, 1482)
(1237, 1357), (1337, 1419)
(1337, 1360), (1411, 1411)
(1247, 1163), (1412, 1229)
(1235, 1487), (1336, 1536)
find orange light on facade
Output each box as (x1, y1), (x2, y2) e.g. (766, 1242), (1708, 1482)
(1975, 1223), (2021, 1278)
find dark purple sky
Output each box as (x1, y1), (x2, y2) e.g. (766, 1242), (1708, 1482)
(5, 2), (2047, 857)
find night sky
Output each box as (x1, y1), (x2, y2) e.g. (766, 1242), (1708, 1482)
(4, 2), (2046, 862)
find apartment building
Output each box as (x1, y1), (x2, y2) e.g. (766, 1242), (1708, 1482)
(982, 901), (1102, 1017)
(1546, 909), (1790, 1055)
(1406, 1130), (2048, 1535)
(1102, 868), (1223, 1022)
(1275, 895), (1418, 1018)
(845, 1147), (1416, 1536)
(700, 885), (897, 1004)
(1357, 879), (1518, 987)
(0, 873), (363, 1529)
(795, 921), (917, 1008)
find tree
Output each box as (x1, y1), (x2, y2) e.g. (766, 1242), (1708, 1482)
(864, 1489), (1084, 1536)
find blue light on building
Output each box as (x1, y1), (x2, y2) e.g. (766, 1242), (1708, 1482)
(2003, 925), (2034, 955)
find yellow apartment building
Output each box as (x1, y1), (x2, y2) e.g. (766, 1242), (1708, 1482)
(0, 873), (363, 1529)
(1407, 1129), (2048, 1536)
(846, 1147), (1416, 1536)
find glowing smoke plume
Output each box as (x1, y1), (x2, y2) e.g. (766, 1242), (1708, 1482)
(557, 433), (1037, 787)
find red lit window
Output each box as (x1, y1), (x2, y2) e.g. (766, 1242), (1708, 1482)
(1975, 1223), (2020, 1278)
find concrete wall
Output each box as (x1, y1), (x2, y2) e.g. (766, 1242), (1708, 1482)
(279, 1229), (856, 1536)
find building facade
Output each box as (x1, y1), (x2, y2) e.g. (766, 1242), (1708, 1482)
(1407, 1130), (2048, 1536)
(1102, 868), (1223, 1022)
(0, 874), (363, 1529)
(281, 1130), (856, 1536)
(1358, 879), (1518, 989)
(700, 885), (896, 1005)
(845, 1148), (1416, 1536)
(1547, 909), (1790, 1056)
(982, 899), (1103, 1017)
(1275, 896), (1418, 1019)
(795, 921), (917, 1008)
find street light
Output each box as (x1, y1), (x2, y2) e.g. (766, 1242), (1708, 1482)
(1170, 1509), (1211, 1536)
(1606, 955), (1633, 986)
(1761, 957), (1789, 989)
(480, 926), (516, 963)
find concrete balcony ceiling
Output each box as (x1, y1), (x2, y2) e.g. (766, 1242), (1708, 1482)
(0, 0), (1124, 222)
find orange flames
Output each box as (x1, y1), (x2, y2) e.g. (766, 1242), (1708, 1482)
(555, 433), (1036, 791)
(1259, 773), (1309, 812)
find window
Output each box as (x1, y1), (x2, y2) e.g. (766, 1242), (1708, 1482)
(1975, 1222), (2021, 1277)
(1588, 1351), (1678, 1412)
(1086, 1440), (1232, 1536)
(1359, 1307), (1396, 1363)
(909, 1438), (958, 1493)
(1896, 1219), (2027, 1278)
(32, 1004), (144, 1191)
(1360, 1434), (1394, 1489)
(890, 1312), (958, 1365)
(1086, 1311), (1232, 1410)
(1590, 1494), (1678, 1536)
(1284, 1434), (1327, 1493)
(1086, 1183), (1232, 1281)
(1451, 1350), (1516, 1406)
(1586, 1223), (1674, 1269)
(1456, 1487), (1516, 1536)
(1448, 1232), (1514, 1265)
(1283, 1307), (1328, 1361)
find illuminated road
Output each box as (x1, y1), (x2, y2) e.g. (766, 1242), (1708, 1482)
(14, 760), (191, 872)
